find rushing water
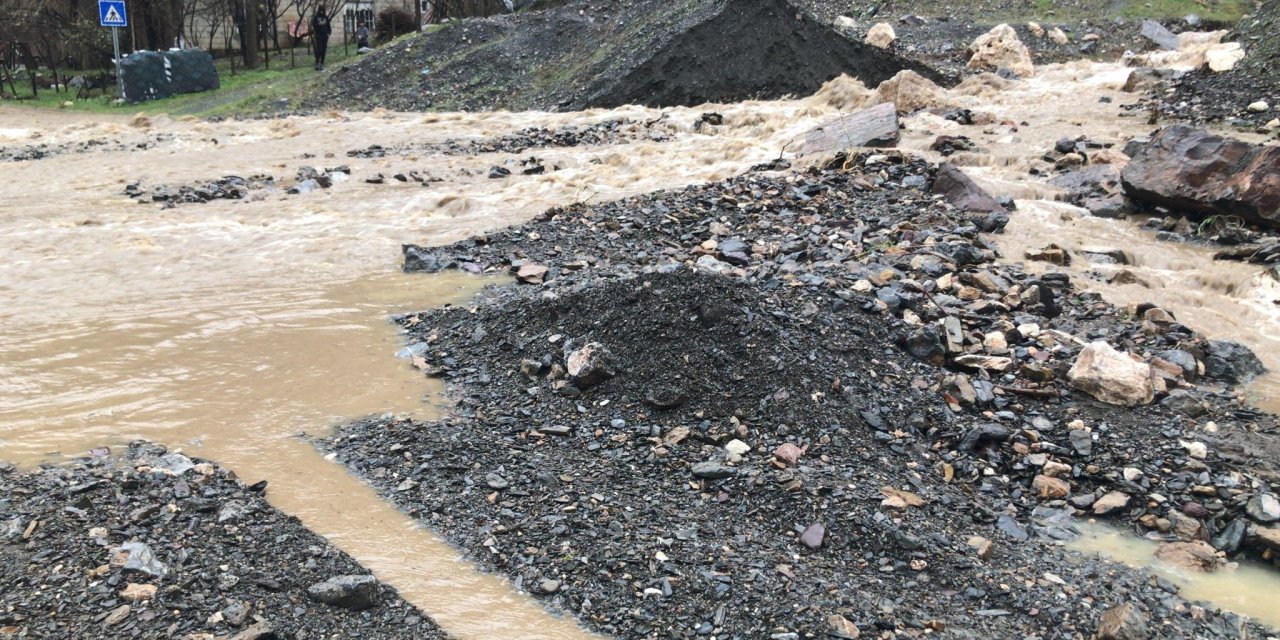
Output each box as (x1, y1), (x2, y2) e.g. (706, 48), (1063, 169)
(1, 35), (1277, 636)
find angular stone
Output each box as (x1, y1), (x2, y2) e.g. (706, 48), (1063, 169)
(565, 342), (617, 388)
(119, 542), (168, 578)
(1121, 126), (1280, 230)
(933, 163), (1004, 213)
(691, 462), (736, 479)
(1093, 491), (1130, 515)
(1246, 494), (1280, 523)
(1201, 340), (1266, 385)
(306, 574), (379, 610)
(865, 23), (896, 49)
(827, 614), (861, 639)
(967, 24), (1035, 77)
(875, 70), (944, 112)
(802, 103), (899, 154)
(1140, 20), (1178, 50)
(515, 263), (549, 284)
(1032, 474), (1070, 499)
(800, 523), (826, 549)
(1096, 603), (1149, 640)
(1067, 342), (1155, 406)
(120, 583), (157, 601)
(967, 535), (994, 560)
(1153, 541), (1220, 571)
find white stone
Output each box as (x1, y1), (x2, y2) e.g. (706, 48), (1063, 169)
(865, 22), (897, 49)
(1067, 342), (1155, 406)
(725, 439), (751, 456)
(1204, 43), (1245, 72)
(968, 24), (1036, 77)
(1247, 100), (1270, 113)
(1181, 440), (1208, 460)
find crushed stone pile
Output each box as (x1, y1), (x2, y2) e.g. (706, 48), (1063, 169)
(327, 156), (1278, 639)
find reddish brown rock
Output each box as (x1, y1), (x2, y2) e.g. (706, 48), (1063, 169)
(1096, 603), (1150, 640)
(1121, 126), (1280, 229)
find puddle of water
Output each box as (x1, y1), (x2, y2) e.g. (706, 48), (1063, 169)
(1068, 521), (1280, 629)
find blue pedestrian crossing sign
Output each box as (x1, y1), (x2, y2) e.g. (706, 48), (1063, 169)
(99, 0), (127, 27)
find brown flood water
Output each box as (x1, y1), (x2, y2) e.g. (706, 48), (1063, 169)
(0, 102), (829, 638)
(897, 61), (1280, 411)
(1068, 521), (1280, 629)
(1, 39), (1278, 636)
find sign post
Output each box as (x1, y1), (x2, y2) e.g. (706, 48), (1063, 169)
(98, 0), (128, 100)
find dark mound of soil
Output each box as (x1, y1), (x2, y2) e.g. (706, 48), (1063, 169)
(1, 443), (447, 639)
(302, 0), (944, 113)
(327, 157), (1279, 638)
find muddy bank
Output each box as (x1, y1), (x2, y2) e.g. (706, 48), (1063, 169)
(300, 0), (940, 113)
(0, 443), (447, 639)
(326, 157), (1279, 637)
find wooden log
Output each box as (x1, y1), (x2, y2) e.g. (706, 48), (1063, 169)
(802, 102), (899, 155)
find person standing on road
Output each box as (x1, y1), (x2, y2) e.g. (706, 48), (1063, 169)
(311, 6), (333, 70)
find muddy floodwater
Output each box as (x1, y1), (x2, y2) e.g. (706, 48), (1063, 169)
(1069, 521), (1280, 629)
(2, 47), (1278, 636)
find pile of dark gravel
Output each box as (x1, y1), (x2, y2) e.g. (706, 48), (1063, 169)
(325, 156), (1277, 639)
(0, 443), (449, 639)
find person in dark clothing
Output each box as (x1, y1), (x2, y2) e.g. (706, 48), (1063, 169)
(310, 7), (333, 70)
(355, 21), (371, 50)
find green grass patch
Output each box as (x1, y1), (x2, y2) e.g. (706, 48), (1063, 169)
(1113, 0), (1249, 21)
(0, 44), (362, 118)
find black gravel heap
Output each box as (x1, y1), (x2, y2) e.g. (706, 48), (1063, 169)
(0, 443), (449, 640)
(326, 156), (1278, 639)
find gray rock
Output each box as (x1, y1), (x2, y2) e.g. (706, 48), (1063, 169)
(958, 423), (1011, 452)
(1202, 340), (1266, 385)
(307, 574), (380, 610)
(1211, 518), (1247, 554)
(485, 473), (509, 490)
(691, 462), (736, 479)
(996, 515), (1029, 541)
(1069, 429), (1093, 456)
(800, 523), (826, 549)
(1139, 20), (1178, 50)
(217, 500), (247, 524)
(932, 163), (1004, 213)
(120, 542), (168, 578)
(1246, 494), (1280, 523)
(230, 622), (276, 640)
(1156, 349), (1198, 377)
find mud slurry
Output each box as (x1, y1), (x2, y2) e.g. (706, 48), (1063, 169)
(328, 159), (1278, 638)
(0, 444), (449, 639)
